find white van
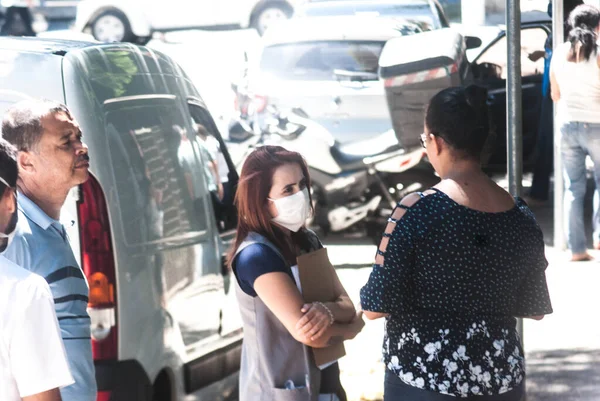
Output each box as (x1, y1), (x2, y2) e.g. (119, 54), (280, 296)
(0, 37), (243, 401)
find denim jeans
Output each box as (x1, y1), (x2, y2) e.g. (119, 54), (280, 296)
(560, 121), (600, 254)
(383, 370), (524, 401)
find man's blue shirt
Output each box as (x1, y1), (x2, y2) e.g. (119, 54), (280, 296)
(4, 192), (97, 401)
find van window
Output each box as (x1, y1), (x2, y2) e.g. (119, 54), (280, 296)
(188, 102), (238, 233)
(105, 97), (209, 245)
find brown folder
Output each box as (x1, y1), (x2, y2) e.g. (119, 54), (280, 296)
(297, 247), (346, 366)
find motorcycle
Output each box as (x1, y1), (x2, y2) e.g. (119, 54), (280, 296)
(227, 106), (438, 241)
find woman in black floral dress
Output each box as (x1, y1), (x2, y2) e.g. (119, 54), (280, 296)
(360, 85), (553, 400)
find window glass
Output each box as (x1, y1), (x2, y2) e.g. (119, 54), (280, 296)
(188, 103), (237, 232)
(260, 41), (385, 81)
(300, 2), (436, 30)
(476, 28), (548, 79)
(105, 98), (208, 245)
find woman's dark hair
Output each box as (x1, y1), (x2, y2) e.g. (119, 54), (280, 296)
(567, 4), (600, 62)
(425, 85), (490, 161)
(227, 145), (314, 266)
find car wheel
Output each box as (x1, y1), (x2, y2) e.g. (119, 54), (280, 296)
(251, 3), (292, 35)
(91, 9), (134, 43)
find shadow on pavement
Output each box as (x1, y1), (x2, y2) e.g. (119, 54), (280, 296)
(527, 349), (600, 401)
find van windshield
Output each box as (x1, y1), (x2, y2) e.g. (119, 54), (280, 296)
(260, 41), (385, 81)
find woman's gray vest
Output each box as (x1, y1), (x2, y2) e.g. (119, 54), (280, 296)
(233, 232), (321, 401)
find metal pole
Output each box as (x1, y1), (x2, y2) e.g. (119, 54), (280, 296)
(507, 0), (523, 198)
(506, 0), (525, 397)
(553, 0), (566, 250)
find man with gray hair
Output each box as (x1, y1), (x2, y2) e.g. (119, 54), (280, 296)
(2, 99), (96, 401)
(0, 137), (74, 401)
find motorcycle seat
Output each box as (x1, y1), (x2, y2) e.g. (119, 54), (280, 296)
(330, 130), (402, 170)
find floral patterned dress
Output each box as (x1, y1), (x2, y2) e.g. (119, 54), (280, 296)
(360, 189), (553, 398)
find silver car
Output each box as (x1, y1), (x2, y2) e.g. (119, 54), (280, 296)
(245, 16), (420, 144)
(295, 0), (452, 31)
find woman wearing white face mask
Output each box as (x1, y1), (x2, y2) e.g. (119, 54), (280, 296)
(228, 145), (364, 401)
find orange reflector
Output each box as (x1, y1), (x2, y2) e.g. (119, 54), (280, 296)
(88, 272), (114, 307)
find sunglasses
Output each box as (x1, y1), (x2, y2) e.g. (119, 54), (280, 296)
(420, 132), (428, 149)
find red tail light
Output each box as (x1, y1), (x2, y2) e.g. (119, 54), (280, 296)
(96, 391), (112, 401)
(78, 175), (118, 361)
(251, 94), (268, 114)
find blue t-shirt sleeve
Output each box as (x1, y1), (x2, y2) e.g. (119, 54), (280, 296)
(233, 244), (290, 297)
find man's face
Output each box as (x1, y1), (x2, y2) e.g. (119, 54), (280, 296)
(30, 111), (89, 192)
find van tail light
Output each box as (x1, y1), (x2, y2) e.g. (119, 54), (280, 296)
(77, 175), (118, 361)
(96, 391), (112, 401)
(251, 94), (268, 114)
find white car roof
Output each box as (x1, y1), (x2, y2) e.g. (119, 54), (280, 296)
(261, 16), (416, 46)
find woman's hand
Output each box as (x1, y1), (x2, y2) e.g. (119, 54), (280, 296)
(296, 302), (333, 341)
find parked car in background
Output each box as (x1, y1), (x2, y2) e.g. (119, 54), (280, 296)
(0, 0), (79, 35)
(0, 36), (242, 400)
(379, 20), (551, 171)
(295, 0), (451, 31)
(0, 0), (79, 21)
(74, 0), (303, 43)
(241, 16), (421, 144)
(36, 0), (80, 20)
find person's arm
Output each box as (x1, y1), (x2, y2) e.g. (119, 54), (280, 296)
(23, 388), (62, 401)
(528, 50), (546, 62)
(360, 193), (421, 320)
(550, 68), (560, 102)
(296, 264), (356, 339)
(363, 310), (389, 320)
(11, 276), (74, 400)
(209, 160), (224, 200)
(254, 272), (363, 347)
(512, 225), (553, 320)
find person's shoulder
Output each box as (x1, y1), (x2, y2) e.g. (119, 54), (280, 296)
(0, 256), (50, 299)
(0, 255), (32, 281)
(237, 243), (284, 266)
(3, 218), (34, 268)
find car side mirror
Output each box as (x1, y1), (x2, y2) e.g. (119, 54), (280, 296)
(465, 36), (482, 50)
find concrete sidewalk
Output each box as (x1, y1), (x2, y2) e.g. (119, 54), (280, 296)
(522, 197), (600, 401)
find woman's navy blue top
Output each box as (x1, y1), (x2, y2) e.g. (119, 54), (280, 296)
(360, 189), (552, 398)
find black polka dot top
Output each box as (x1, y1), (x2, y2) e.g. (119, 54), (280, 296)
(360, 188), (553, 397)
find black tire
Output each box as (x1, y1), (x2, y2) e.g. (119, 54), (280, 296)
(134, 35), (152, 45)
(91, 9), (134, 43)
(250, 3), (292, 35)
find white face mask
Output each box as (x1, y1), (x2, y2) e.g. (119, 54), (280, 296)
(269, 187), (311, 232)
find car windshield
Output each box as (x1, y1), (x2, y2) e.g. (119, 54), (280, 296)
(298, 2), (437, 31)
(260, 41), (385, 81)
